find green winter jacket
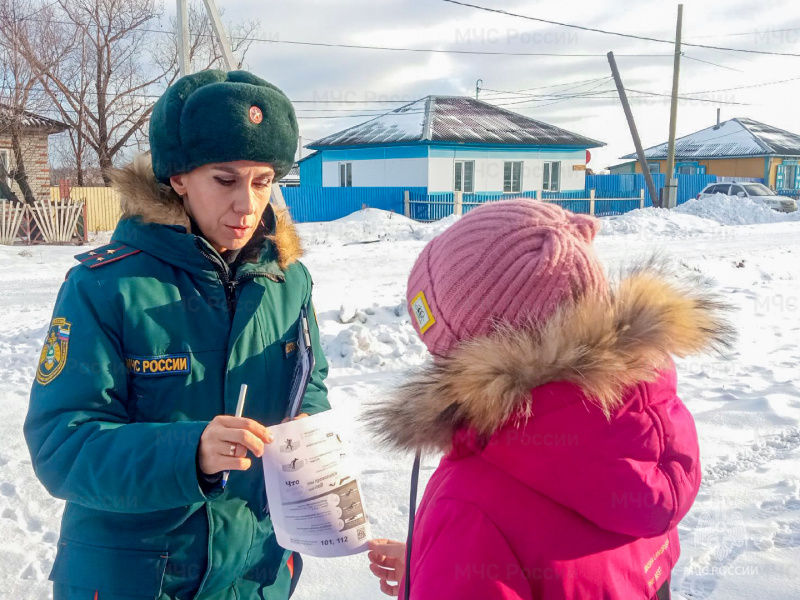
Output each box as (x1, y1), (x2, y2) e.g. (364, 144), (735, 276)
(24, 156), (330, 600)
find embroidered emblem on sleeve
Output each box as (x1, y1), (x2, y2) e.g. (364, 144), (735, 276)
(36, 318), (72, 385)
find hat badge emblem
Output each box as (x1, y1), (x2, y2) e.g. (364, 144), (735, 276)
(249, 105), (263, 124)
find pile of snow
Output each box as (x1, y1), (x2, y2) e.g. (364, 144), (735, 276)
(321, 301), (428, 370)
(674, 193), (799, 226)
(297, 209), (459, 246)
(600, 193), (800, 237)
(599, 208), (720, 237)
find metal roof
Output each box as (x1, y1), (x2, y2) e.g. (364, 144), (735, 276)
(621, 118), (800, 160)
(282, 164), (300, 182)
(0, 104), (68, 133)
(309, 95), (604, 149)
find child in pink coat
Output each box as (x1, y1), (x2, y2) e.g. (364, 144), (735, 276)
(366, 199), (733, 600)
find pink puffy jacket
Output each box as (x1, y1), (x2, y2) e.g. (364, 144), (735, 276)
(368, 269), (733, 599)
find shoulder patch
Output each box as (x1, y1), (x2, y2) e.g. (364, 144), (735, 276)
(75, 241), (140, 269)
(37, 317), (71, 385)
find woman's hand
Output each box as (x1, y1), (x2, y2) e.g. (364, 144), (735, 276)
(368, 539), (407, 597)
(198, 415), (273, 475)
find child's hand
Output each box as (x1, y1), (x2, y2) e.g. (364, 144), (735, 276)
(368, 539), (406, 597)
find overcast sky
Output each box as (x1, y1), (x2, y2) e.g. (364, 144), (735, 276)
(186, 0), (800, 170)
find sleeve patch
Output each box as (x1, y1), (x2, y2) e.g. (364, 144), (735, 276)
(36, 318), (71, 385)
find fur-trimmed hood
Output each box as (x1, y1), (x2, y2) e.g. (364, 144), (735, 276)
(108, 154), (303, 270)
(366, 263), (735, 454)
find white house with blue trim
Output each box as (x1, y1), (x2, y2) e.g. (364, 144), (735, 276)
(299, 96), (604, 195)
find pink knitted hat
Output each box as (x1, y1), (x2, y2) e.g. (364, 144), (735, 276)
(407, 199), (607, 357)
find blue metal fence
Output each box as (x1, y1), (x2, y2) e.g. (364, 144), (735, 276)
(408, 191), (456, 221)
(282, 186), (425, 223)
(284, 174), (736, 223)
(462, 191), (536, 215)
(675, 174), (717, 205)
(587, 173), (661, 207)
(586, 173), (718, 207)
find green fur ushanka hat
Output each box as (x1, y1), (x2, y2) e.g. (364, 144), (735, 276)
(149, 70), (298, 183)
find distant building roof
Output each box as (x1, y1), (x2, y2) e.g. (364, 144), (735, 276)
(0, 104), (68, 133)
(309, 95), (604, 149)
(622, 118), (800, 160)
(282, 163), (300, 183)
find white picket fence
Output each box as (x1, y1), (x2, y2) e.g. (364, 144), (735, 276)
(0, 201), (27, 245)
(0, 199), (86, 245)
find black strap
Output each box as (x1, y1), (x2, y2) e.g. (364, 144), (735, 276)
(655, 578), (671, 600)
(404, 451), (422, 600)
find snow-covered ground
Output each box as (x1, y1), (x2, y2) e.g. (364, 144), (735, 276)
(1, 198), (799, 599)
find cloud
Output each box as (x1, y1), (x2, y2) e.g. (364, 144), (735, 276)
(173, 0), (800, 169)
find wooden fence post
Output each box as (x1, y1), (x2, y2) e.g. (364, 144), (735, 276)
(81, 201), (88, 243)
(454, 191), (463, 216)
(59, 179), (71, 200)
(640, 189), (646, 209)
(404, 190), (410, 218)
(0, 201), (27, 245)
(589, 189), (596, 216)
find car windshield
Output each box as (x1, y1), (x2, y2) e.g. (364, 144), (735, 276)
(743, 184), (775, 196)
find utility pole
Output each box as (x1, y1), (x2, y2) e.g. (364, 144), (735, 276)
(202, 0), (236, 70)
(475, 79), (482, 100)
(178, 0), (191, 77)
(607, 51), (660, 208)
(176, 0), (190, 77)
(177, 0), (234, 75)
(664, 4), (683, 209)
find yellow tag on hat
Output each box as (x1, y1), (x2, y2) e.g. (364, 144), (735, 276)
(410, 291), (435, 334)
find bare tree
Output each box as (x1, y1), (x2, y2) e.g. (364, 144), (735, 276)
(14, 0), (172, 183)
(14, 0), (258, 185)
(152, 2), (258, 82)
(0, 0), (71, 203)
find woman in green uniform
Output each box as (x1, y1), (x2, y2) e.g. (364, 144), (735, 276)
(25, 70), (329, 600)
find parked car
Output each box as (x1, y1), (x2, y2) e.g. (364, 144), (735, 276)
(697, 182), (798, 212)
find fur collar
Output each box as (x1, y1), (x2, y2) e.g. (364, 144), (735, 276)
(365, 263), (735, 453)
(108, 154), (303, 270)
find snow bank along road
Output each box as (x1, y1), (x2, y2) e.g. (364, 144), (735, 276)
(1, 205), (799, 599)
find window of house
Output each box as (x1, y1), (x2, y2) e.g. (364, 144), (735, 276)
(783, 163), (798, 190)
(454, 160), (474, 193)
(339, 162), (352, 187)
(674, 161), (706, 175)
(647, 163), (660, 174)
(503, 161), (523, 193)
(542, 161), (560, 192)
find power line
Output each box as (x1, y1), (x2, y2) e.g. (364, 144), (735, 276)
(479, 78), (614, 100)
(16, 15), (675, 59)
(1, 83), (422, 105)
(682, 54), (743, 73)
(441, 0), (800, 58)
(688, 27), (800, 39)
(230, 36), (671, 58)
(477, 76), (611, 99)
(680, 75), (800, 96)
(625, 88), (748, 105)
